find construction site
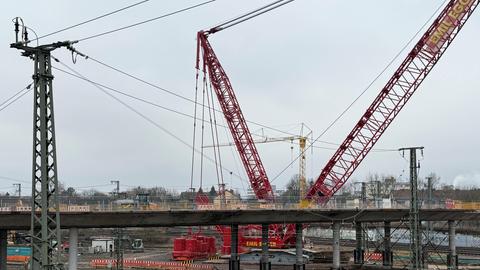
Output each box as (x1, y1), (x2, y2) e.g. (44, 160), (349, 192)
(0, 0), (479, 270)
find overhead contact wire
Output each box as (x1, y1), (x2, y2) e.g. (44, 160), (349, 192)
(0, 83), (33, 113)
(76, 53), (354, 148)
(52, 65), (395, 153)
(30, 0), (151, 42)
(53, 58), (247, 184)
(77, 0), (216, 42)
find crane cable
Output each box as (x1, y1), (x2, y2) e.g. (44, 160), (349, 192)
(189, 52), (201, 192)
(78, 54), (326, 144)
(199, 60), (207, 189)
(206, 0), (294, 34)
(208, 81), (226, 195)
(51, 65), (295, 149)
(52, 63), (396, 154)
(204, 75), (224, 193)
(67, 47), (363, 149)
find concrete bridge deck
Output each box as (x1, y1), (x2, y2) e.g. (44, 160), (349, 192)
(0, 208), (478, 230)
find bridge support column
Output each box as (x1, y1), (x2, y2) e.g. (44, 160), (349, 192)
(383, 221), (392, 267)
(354, 222), (364, 265)
(447, 221), (457, 270)
(332, 222), (341, 270)
(229, 224), (240, 270)
(293, 223), (304, 270)
(68, 228), (78, 270)
(260, 224), (271, 270)
(0, 230), (7, 270)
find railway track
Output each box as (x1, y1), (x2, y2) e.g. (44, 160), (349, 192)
(307, 237), (480, 256)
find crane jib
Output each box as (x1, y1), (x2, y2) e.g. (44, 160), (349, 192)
(426, 0), (475, 53)
(305, 0), (479, 203)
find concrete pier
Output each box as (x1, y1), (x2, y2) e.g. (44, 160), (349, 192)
(0, 230), (7, 270)
(294, 223), (304, 270)
(260, 224), (271, 270)
(448, 221), (457, 270)
(354, 222), (364, 265)
(383, 221), (392, 267)
(68, 228), (78, 270)
(332, 222), (341, 270)
(229, 224), (240, 270)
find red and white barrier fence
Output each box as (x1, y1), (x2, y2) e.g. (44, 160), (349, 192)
(91, 259), (215, 269)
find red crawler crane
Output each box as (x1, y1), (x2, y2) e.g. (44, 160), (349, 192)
(173, 0), (295, 257)
(177, 0), (479, 259)
(279, 0), (480, 246)
(305, 0), (479, 202)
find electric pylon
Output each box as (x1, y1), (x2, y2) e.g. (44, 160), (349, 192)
(399, 146), (424, 270)
(10, 18), (75, 270)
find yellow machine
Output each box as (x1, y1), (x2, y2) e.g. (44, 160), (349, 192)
(453, 201), (480, 210)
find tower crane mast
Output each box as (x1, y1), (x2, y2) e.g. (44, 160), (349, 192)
(204, 134), (310, 203)
(306, 0), (479, 202)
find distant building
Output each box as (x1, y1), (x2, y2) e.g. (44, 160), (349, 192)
(90, 237), (114, 254)
(394, 181), (410, 190)
(246, 185), (281, 200)
(213, 190), (242, 209)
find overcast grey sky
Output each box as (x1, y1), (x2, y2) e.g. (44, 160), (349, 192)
(0, 1), (479, 195)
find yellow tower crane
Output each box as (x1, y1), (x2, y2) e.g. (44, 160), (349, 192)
(205, 134), (310, 206)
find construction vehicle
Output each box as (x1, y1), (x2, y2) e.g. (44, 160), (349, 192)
(130, 239), (144, 253)
(175, 0), (480, 259)
(135, 193), (162, 210)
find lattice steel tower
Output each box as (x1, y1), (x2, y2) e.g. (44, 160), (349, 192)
(11, 19), (73, 270)
(399, 146), (424, 270)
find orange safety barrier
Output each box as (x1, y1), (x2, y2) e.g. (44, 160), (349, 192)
(90, 259), (215, 269)
(364, 252), (383, 261)
(7, 255), (30, 263)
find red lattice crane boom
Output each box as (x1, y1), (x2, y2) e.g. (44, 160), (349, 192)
(197, 31), (274, 201)
(306, 0), (479, 202)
